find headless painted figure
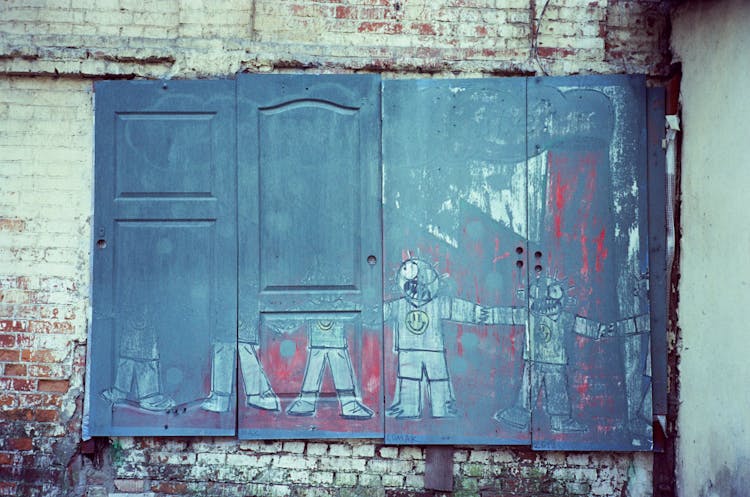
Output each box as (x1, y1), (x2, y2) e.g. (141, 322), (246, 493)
(285, 319), (373, 419)
(101, 307), (175, 411)
(201, 318), (279, 413)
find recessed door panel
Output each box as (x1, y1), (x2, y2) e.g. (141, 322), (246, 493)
(258, 102), (360, 291)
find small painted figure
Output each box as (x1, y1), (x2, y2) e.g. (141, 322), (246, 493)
(493, 275), (596, 433)
(101, 308), (175, 411)
(201, 318), (280, 413)
(385, 255), (522, 419)
(493, 274), (648, 433)
(284, 319), (373, 419)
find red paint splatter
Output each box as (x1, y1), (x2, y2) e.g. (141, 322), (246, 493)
(473, 241), (484, 258)
(361, 332), (382, 405)
(552, 170), (571, 240)
(492, 252), (510, 263)
(594, 228), (608, 272)
(579, 224), (589, 280)
(576, 375), (590, 398)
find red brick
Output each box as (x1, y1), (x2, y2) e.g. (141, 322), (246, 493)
(358, 21), (402, 34)
(335, 6), (353, 18)
(10, 378), (35, 392)
(1, 408), (34, 421)
(9, 305), (67, 320)
(0, 452), (14, 465)
(0, 334), (15, 348)
(0, 277), (30, 290)
(19, 393), (62, 408)
(37, 379), (69, 392)
(0, 349), (19, 362)
(21, 349), (60, 363)
(0, 218), (26, 232)
(28, 320), (74, 334)
(0, 482), (17, 494)
(0, 394), (15, 408)
(27, 364), (66, 378)
(411, 23), (436, 35)
(15, 334), (32, 347)
(0, 321), (27, 332)
(34, 409), (58, 422)
(7, 438), (32, 451)
(3, 363), (26, 376)
(537, 46), (577, 58)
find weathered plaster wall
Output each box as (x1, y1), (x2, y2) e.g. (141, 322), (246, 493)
(0, 1), (673, 496)
(672, 1), (750, 496)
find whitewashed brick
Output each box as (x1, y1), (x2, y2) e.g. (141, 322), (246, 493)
(382, 474), (405, 487)
(351, 443), (375, 457)
(305, 443), (328, 456)
(358, 473), (382, 486)
(378, 446), (398, 458)
(334, 472), (358, 487)
(328, 443), (352, 457)
(283, 441), (306, 454)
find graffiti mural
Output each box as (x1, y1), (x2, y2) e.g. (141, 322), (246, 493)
(91, 75), (657, 449)
(382, 76), (653, 449)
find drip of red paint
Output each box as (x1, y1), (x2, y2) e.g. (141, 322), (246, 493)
(594, 228), (608, 272)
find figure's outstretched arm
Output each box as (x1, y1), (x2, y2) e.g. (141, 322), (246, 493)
(446, 298), (526, 326)
(446, 298), (487, 324)
(487, 306), (527, 326)
(574, 314), (650, 339)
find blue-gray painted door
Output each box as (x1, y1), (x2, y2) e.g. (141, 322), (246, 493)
(382, 78), (530, 445)
(525, 75), (652, 450)
(237, 74), (384, 439)
(89, 80), (237, 436)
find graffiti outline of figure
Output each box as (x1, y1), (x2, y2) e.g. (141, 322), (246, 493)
(101, 307), (175, 412)
(492, 274), (649, 434)
(284, 318), (374, 419)
(201, 317), (280, 413)
(385, 255), (523, 419)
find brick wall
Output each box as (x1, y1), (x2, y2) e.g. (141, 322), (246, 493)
(0, 1), (673, 496)
(0, 77), (92, 496)
(79, 439), (652, 497)
(0, 0), (671, 77)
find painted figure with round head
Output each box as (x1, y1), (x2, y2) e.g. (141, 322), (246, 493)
(384, 254), (521, 419)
